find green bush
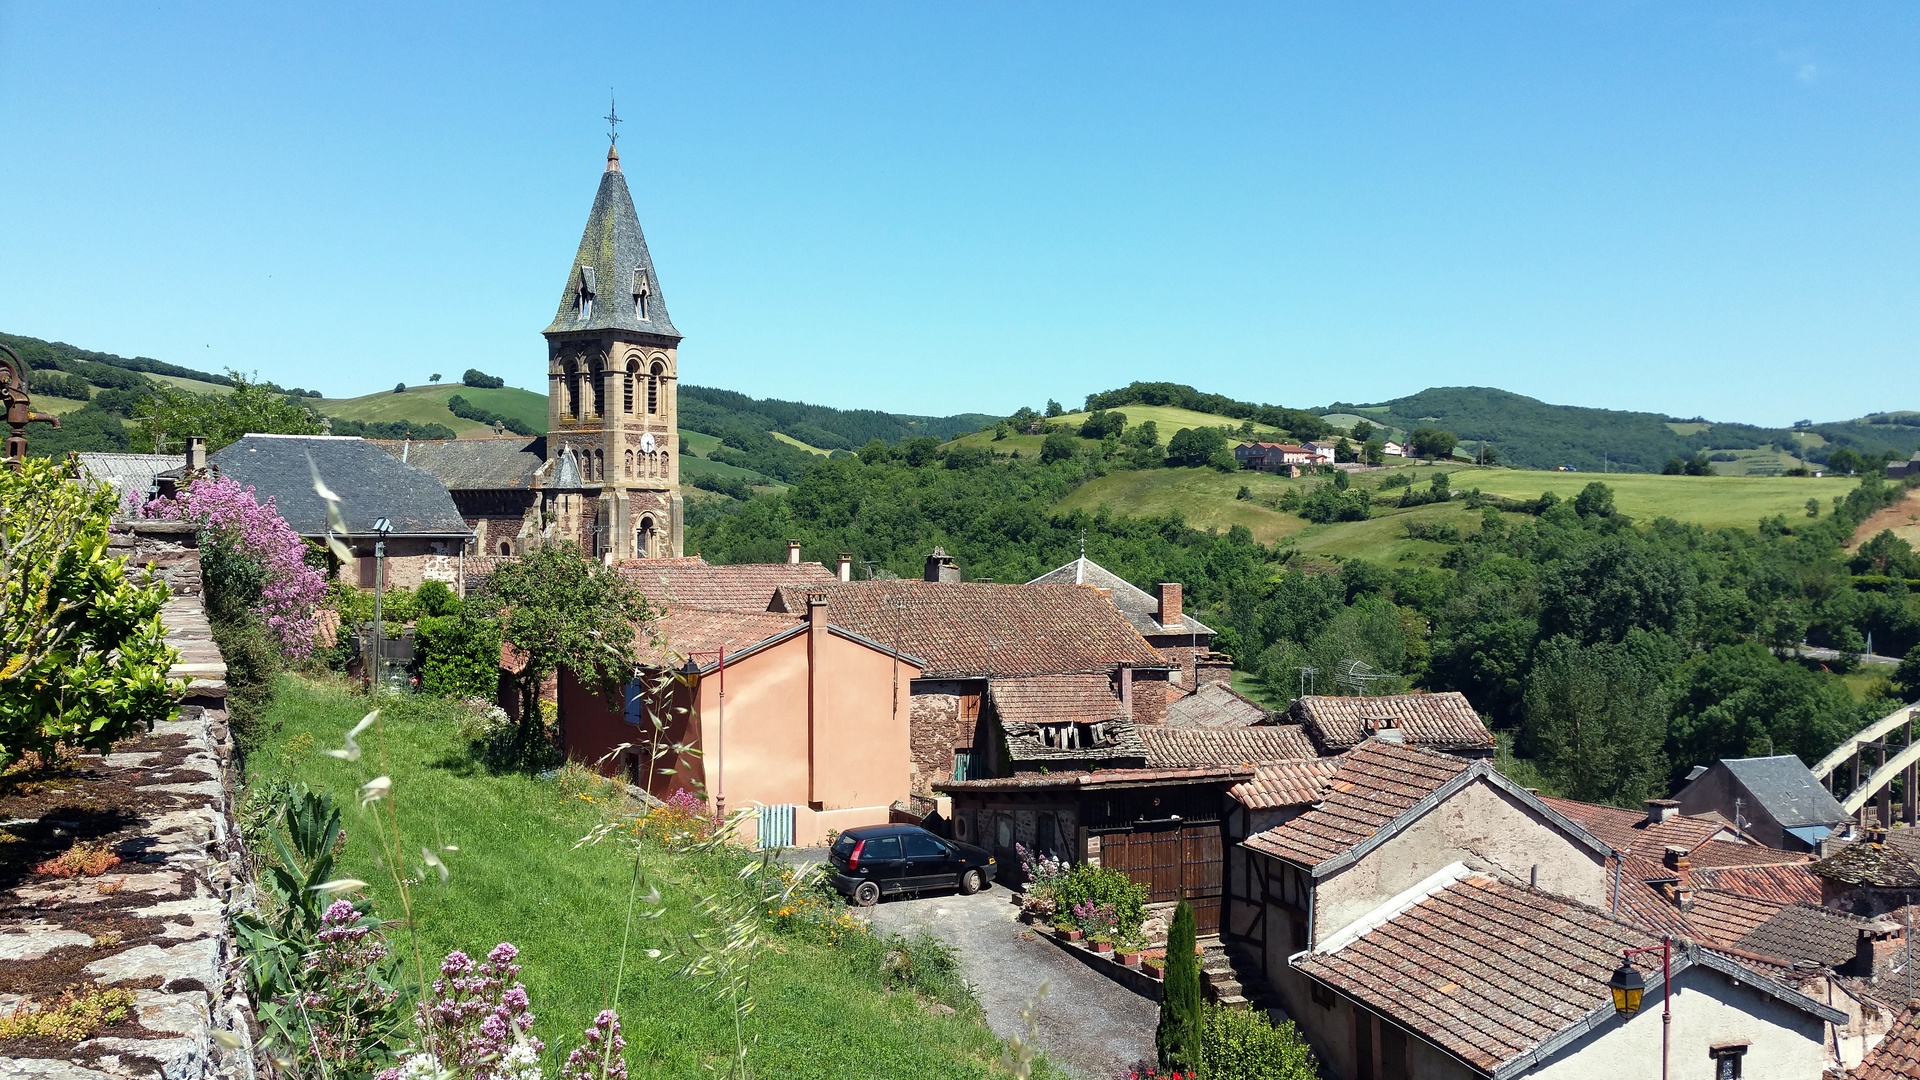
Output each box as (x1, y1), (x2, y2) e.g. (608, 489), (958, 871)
(1157, 900), (1201, 1072)
(415, 580), (462, 618)
(415, 613), (504, 698)
(1052, 863), (1148, 937)
(213, 614), (287, 750)
(1197, 1003), (1319, 1079)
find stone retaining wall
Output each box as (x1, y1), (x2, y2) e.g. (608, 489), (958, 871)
(0, 523), (255, 1079)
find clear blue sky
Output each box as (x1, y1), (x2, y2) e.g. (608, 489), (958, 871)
(2, 3), (1914, 426)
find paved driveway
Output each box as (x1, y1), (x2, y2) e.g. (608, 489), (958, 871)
(867, 886), (1156, 1080)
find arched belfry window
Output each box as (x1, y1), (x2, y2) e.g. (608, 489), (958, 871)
(578, 266), (596, 321)
(646, 363), (660, 415)
(623, 359), (637, 413)
(590, 360), (605, 416)
(564, 360), (580, 418)
(633, 269), (650, 320)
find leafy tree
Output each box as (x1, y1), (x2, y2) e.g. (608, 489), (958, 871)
(1663, 457), (1685, 475)
(1334, 437), (1356, 463)
(1684, 455), (1712, 476)
(1166, 426), (1231, 469)
(1079, 410), (1126, 440)
(1197, 1005), (1319, 1080)
(478, 544), (656, 738)
(462, 369), (506, 389)
(416, 611), (505, 698)
(393, 382), (407, 394)
(141, 370), (325, 453)
(1349, 419), (1373, 443)
(1039, 431), (1079, 465)
(943, 444), (993, 470)
(1667, 642), (1865, 778)
(1044, 399), (1063, 418)
(1807, 498), (1821, 518)
(1572, 481), (1617, 519)
(1896, 645), (1920, 701)
(1363, 438), (1385, 466)
(1520, 635), (1669, 805)
(1157, 900), (1201, 1072)
(0, 460), (178, 767)
(858, 438), (889, 465)
(1538, 535), (1695, 645)
(1409, 427), (1458, 459)
(898, 436), (940, 468)
(429, 373), (442, 383)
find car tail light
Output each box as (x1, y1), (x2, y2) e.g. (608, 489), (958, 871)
(848, 840), (865, 871)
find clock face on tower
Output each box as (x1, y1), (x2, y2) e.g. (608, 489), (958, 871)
(640, 433), (656, 454)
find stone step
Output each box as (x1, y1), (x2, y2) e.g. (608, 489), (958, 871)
(1213, 993), (1250, 1009)
(1209, 978), (1245, 997)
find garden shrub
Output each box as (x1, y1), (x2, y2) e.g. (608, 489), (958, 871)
(1197, 1003), (1320, 1079)
(1052, 863), (1148, 938)
(415, 613), (503, 698)
(415, 580), (463, 618)
(1157, 900), (1201, 1073)
(213, 615), (287, 750)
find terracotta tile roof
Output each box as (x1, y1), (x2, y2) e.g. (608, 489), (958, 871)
(1815, 835), (1920, 888)
(769, 580), (1168, 678)
(1162, 682), (1272, 729)
(1684, 890), (1790, 948)
(1242, 741), (1472, 869)
(1736, 903), (1875, 967)
(635, 606), (803, 667)
(1138, 726), (1318, 769)
(1607, 855), (1696, 939)
(988, 674), (1125, 726)
(1537, 797), (1736, 858)
(1853, 1005), (1920, 1080)
(1685, 839), (1810, 869)
(936, 764), (1253, 792)
(1292, 692), (1492, 753)
(1689, 863), (1825, 906)
(1230, 758), (1343, 810)
(1295, 876), (1662, 1074)
(621, 559), (837, 613)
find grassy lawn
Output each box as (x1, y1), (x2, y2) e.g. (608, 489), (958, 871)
(148, 373), (235, 395)
(316, 385), (551, 438)
(248, 676), (1028, 1078)
(947, 405), (1293, 455)
(772, 432), (831, 456)
(681, 453), (786, 489)
(1057, 467), (1311, 544)
(30, 393), (95, 417)
(1453, 469), (1856, 530)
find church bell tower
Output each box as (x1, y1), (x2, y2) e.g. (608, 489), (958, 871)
(542, 138), (683, 560)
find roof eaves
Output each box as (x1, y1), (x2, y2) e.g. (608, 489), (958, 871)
(825, 625), (928, 670)
(1310, 760), (1483, 879)
(668, 622), (808, 673)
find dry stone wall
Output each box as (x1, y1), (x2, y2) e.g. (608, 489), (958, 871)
(0, 523), (255, 1079)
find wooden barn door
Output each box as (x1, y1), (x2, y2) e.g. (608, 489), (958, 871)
(1102, 821), (1224, 936)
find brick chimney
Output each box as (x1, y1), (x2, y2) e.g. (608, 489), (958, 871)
(837, 553), (852, 582)
(1119, 665), (1133, 719)
(924, 546), (960, 583)
(185, 436), (207, 472)
(1644, 799), (1681, 826)
(787, 539), (801, 565)
(1663, 845), (1691, 906)
(1155, 583), (1183, 628)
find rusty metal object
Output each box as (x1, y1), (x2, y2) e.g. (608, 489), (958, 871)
(0, 343), (60, 471)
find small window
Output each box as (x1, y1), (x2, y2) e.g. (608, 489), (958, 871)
(633, 268), (649, 319)
(863, 835), (902, 861)
(498, 541), (510, 556)
(995, 815), (1013, 850)
(903, 833), (945, 859)
(1037, 814), (1058, 855)
(1710, 1046), (1746, 1080)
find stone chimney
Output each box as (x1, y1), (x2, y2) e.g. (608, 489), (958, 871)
(1155, 583), (1183, 628)
(1196, 653), (1232, 687)
(805, 589), (828, 628)
(1848, 923), (1905, 978)
(1644, 799), (1681, 826)
(1370, 716), (1404, 744)
(185, 436), (207, 472)
(837, 553), (852, 582)
(1119, 665), (1133, 719)
(924, 547), (960, 583)
(787, 540), (801, 565)
(1663, 845), (1691, 906)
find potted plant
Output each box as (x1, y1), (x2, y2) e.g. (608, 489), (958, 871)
(1089, 934), (1115, 954)
(1143, 957), (1166, 981)
(1073, 899), (1120, 952)
(1116, 938), (1147, 966)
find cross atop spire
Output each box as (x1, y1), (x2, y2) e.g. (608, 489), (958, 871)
(604, 90), (621, 146)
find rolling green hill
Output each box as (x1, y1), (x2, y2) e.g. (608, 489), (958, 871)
(316, 384), (551, 438)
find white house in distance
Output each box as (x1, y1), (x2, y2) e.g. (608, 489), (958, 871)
(1380, 439), (1406, 458)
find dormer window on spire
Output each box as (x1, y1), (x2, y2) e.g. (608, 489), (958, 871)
(578, 266), (597, 321)
(633, 269), (650, 320)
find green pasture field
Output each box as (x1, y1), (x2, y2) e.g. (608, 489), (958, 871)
(316, 385), (550, 438)
(678, 429), (722, 457)
(946, 405), (1295, 455)
(148, 373), (235, 395)
(772, 431), (831, 456)
(681, 453), (786, 489)
(1455, 468), (1855, 530)
(248, 677), (1043, 1079)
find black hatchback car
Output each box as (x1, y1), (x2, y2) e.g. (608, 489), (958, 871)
(827, 825), (996, 906)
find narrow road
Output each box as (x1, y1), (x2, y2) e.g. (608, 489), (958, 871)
(867, 886), (1157, 1080)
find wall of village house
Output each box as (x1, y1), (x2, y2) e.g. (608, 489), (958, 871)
(1130, 670), (1170, 725)
(1225, 804), (1311, 939)
(947, 794), (1079, 878)
(1795, 973), (1891, 1072)
(1675, 770), (1794, 851)
(807, 627), (914, 823)
(1313, 780), (1608, 946)
(910, 681), (985, 795)
(345, 541), (464, 591)
(1277, 964), (1828, 1080)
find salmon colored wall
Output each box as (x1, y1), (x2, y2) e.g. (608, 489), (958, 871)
(810, 628), (913, 813)
(700, 635), (811, 813)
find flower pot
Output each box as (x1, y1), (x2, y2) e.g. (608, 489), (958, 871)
(1091, 940), (1114, 954)
(1145, 964), (1165, 981)
(1064, 929), (1085, 942)
(1117, 951), (1143, 966)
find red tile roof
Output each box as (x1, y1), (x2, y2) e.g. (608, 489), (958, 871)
(1537, 797), (1737, 858)
(1737, 903), (1878, 967)
(1292, 692), (1492, 752)
(1607, 855), (1696, 939)
(1685, 838), (1809, 869)
(1230, 758), (1343, 810)
(1684, 890), (1790, 948)
(1854, 1005), (1920, 1080)
(635, 606), (803, 667)
(1161, 682), (1272, 729)
(620, 559), (837, 612)
(1242, 741), (1471, 869)
(769, 580), (1167, 678)
(1689, 863), (1825, 905)
(987, 673), (1124, 726)
(1295, 876), (1662, 1074)
(936, 764), (1253, 792)
(1138, 726), (1318, 769)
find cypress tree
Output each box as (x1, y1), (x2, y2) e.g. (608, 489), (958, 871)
(1157, 899), (1202, 1071)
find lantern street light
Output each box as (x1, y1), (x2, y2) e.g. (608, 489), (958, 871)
(1608, 936), (1672, 1080)
(676, 649), (727, 819)
(370, 517), (394, 694)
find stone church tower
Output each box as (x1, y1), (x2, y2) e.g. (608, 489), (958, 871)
(542, 143), (684, 560)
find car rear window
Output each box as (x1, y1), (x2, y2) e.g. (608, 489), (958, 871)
(862, 836), (902, 860)
(903, 833), (945, 858)
(832, 833), (858, 856)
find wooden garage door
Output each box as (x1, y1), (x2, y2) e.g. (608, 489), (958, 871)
(1102, 823), (1223, 935)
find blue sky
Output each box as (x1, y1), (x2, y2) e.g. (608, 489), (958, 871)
(1, 3), (1913, 425)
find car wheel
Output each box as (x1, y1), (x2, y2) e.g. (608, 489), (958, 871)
(853, 880), (881, 907)
(958, 869), (983, 895)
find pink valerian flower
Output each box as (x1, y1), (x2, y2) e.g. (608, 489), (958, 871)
(560, 1010), (628, 1080)
(141, 474), (326, 659)
(385, 942), (543, 1080)
(298, 900), (401, 1066)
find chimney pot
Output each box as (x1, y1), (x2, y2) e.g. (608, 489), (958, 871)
(924, 546), (959, 583)
(787, 540), (801, 565)
(837, 553), (852, 582)
(186, 436), (207, 472)
(1644, 799), (1681, 825)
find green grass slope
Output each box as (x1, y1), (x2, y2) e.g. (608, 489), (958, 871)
(250, 678), (1040, 1079)
(317, 385), (551, 437)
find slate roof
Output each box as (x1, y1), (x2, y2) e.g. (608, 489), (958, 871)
(1161, 682), (1272, 729)
(1138, 726), (1318, 769)
(1242, 741), (1472, 870)
(1537, 797), (1737, 858)
(1230, 758), (1343, 810)
(209, 435), (471, 537)
(1815, 832), (1920, 888)
(1689, 863), (1825, 906)
(1027, 556), (1213, 637)
(371, 437), (546, 491)
(1737, 903), (1877, 967)
(1712, 756), (1852, 828)
(1854, 1005), (1920, 1080)
(768, 580), (1168, 679)
(75, 452), (183, 504)
(545, 150), (680, 340)
(1291, 692), (1492, 753)
(621, 559), (837, 613)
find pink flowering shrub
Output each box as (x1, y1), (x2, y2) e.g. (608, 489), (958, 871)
(561, 1010), (628, 1080)
(143, 475), (325, 659)
(382, 943), (542, 1080)
(299, 900), (403, 1067)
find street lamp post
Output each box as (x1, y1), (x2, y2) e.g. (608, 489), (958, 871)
(1608, 936), (1672, 1080)
(678, 649), (727, 817)
(370, 517), (393, 694)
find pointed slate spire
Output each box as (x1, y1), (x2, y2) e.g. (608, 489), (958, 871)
(544, 146), (681, 340)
